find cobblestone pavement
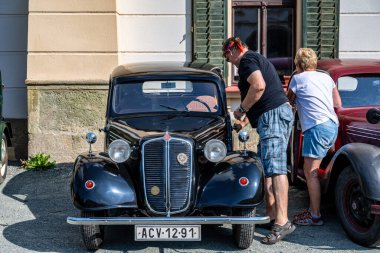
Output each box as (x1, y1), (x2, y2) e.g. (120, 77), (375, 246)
(0, 163), (378, 253)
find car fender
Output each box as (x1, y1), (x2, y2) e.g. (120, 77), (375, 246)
(196, 151), (264, 209)
(322, 143), (380, 201)
(71, 153), (137, 211)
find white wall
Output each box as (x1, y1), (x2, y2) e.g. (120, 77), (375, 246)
(0, 0), (28, 118)
(339, 0), (380, 59)
(116, 0), (192, 64)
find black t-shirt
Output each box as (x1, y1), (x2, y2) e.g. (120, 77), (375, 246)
(238, 50), (288, 123)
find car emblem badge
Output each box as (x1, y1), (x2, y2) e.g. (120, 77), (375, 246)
(163, 131), (171, 141)
(151, 186), (160, 196)
(177, 153), (188, 165)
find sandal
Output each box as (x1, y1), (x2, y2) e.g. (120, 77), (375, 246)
(256, 219), (275, 230)
(261, 221), (296, 245)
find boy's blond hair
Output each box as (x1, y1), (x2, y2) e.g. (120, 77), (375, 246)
(294, 48), (318, 71)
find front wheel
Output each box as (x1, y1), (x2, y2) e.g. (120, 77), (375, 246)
(232, 208), (256, 249)
(80, 211), (105, 250)
(335, 166), (380, 247)
(0, 133), (8, 184)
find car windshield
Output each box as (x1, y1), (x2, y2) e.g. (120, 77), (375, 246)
(337, 74), (380, 107)
(112, 80), (220, 115)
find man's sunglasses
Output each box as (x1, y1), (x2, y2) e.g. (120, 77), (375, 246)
(223, 50), (231, 61)
(223, 41), (236, 62)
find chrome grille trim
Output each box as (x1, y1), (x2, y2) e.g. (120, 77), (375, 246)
(142, 136), (193, 216)
(346, 125), (380, 140)
(109, 132), (122, 142)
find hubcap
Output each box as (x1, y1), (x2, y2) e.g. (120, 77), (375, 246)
(345, 180), (374, 231)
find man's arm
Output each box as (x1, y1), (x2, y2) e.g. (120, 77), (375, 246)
(240, 70), (266, 111)
(233, 70), (266, 120)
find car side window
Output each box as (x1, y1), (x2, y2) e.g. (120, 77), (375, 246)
(338, 75), (380, 107)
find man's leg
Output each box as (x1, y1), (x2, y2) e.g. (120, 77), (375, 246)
(272, 174), (289, 225)
(303, 157), (322, 216)
(264, 177), (276, 219)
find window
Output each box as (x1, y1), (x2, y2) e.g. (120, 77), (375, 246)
(338, 75), (380, 108)
(112, 81), (220, 114)
(232, 0), (295, 83)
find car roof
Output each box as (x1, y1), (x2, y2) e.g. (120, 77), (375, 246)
(317, 59), (380, 79)
(111, 61), (223, 79)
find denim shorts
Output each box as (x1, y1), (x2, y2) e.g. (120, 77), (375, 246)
(302, 119), (338, 159)
(257, 103), (294, 177)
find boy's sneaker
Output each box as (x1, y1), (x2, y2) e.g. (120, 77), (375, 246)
(293, 210), (324, 226)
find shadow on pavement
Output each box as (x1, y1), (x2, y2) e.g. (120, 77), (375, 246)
(1, 164), (373, 252)
(2, 164), (84, 252)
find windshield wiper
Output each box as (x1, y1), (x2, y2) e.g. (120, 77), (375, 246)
(159, 104), (179, 111)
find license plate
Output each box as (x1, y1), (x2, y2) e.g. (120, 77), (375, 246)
(135, 225), (201, 241)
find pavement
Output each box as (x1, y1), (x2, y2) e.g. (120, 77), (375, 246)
(0, 162), (379, 253)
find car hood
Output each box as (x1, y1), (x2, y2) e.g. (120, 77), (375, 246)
(108, 114), (226, 144)
(339, 107), (380, 147)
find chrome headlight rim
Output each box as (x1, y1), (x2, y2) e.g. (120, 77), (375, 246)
(203, 139), (227, 163)
(108, 139), (131, 163)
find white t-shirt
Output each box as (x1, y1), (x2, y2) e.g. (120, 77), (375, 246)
(289, 71), (338, 132)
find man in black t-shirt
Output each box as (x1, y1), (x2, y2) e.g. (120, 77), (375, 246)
(223, 37), (295, 245)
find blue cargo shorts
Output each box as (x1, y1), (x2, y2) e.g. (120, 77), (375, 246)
(257, 103), (294, 177)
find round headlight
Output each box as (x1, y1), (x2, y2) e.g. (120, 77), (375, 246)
(108, 139), (131, 163)
(204, 139), (227, 163)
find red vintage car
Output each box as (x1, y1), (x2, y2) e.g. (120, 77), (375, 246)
(287, 59), (380, 247)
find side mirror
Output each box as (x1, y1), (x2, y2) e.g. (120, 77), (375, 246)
(238, 131), (250, 155)
(86, 132), (97, 144)
(238, 131), (250, 143)
(366, 108), (380, 124)
(85, 132), (97, 155)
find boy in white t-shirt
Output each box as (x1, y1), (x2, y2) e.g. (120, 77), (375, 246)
(287, 48), (342, 226)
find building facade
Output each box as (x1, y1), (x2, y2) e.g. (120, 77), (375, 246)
(0, 0), (379, 162)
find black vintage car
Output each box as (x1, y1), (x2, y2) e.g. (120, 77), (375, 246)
(67, 62), (269, 250)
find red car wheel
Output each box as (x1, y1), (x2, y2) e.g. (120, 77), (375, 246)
(335, 165), (380, 247)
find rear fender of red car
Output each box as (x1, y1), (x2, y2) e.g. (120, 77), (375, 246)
(322, 143), (380, 201)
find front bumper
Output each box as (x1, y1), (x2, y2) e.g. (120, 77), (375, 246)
(67, 216), (270, 225)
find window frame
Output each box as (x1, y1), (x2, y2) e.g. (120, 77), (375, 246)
(230, 0), (296, 85)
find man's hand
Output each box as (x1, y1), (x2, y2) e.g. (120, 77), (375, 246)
(233, 108), (245, 120)
(233, 123), (243, 132)
(233, 116), (249, 132)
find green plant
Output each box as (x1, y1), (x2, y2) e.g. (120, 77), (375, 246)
(21, 153), (56, 171)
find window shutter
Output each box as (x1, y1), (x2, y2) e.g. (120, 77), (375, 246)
(192, 0), (226, 70)
(303, 0), (339, 59)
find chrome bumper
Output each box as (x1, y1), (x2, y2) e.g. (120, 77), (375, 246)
(67, 216), (270, 225)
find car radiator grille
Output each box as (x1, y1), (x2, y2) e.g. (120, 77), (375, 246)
(142, 137), (193, 215)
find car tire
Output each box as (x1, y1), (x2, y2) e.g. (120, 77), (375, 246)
(80, 211), (105, 250)
(287, 114), (304, 187)
(232, 208), (256, 249)
(0, 133), (8, 184)
(335, 165), (380, 247)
